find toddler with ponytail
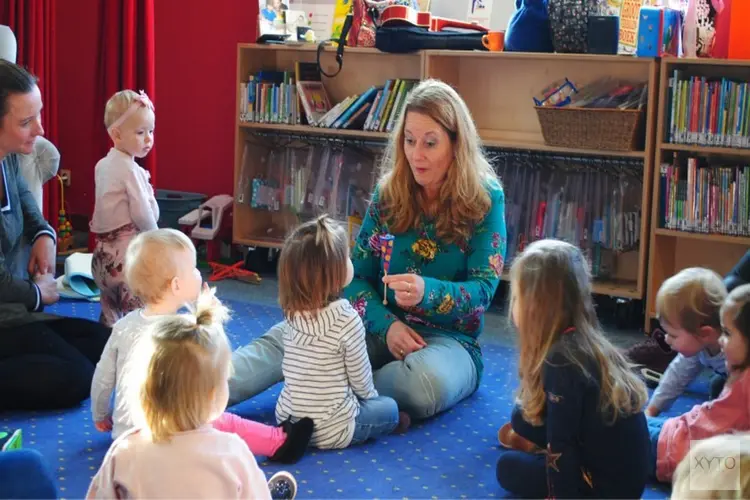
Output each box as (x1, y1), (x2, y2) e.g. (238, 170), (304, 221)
(88, 291), (299, 499)
(275, 215), (409, 451)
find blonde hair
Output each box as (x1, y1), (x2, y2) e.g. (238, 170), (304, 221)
(278, 215), (349, 317)
(510, 239), (647, 425)
(104, 89), (148, 129)
(139, 291), (231, 443)
(377, 79), (498, 245)
(125, 228), (196, 304)
(720, 284), (750, 371)
(656, 267), (726, 333)
(672, 433), (750, 498)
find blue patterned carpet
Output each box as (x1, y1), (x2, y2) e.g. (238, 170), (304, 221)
(0, 298), (698, 499)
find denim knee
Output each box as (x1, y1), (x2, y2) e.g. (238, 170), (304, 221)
(393, 370), (445, 419)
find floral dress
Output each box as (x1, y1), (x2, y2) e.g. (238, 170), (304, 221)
(344, 181), (507, 376)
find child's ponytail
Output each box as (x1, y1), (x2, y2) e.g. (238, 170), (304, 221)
(194, 287), (230, 329)
(138, 288), (232, 442)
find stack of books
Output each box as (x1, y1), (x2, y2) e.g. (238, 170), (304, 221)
(666, 72), (750, 148)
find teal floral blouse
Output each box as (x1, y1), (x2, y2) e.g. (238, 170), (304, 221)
(344, 180), (507, 376)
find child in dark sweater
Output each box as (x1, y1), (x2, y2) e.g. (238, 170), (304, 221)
(496, 239), (650, 498)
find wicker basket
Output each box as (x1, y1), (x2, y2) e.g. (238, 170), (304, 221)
(535, 106), (645, 151)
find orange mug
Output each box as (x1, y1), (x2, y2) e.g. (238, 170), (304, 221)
(482, 31), (505, 52)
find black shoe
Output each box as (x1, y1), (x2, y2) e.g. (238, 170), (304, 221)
(269, 417), (314, 464)
(0, 429), (22, 451)
(268, 471), (297, 500)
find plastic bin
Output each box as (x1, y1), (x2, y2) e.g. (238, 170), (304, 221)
(155, 189), (206, 229)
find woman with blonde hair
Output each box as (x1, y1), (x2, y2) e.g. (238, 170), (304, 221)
(228, 79), (506, 420)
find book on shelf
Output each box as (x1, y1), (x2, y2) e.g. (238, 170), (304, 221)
(237, 141), (377, 241)
(658, 156), (750, 237)
(239, 70), (299, 125)
(666, 71), (750, 148)
(238, 67), (418, 132)
(499, 158), (642, 279)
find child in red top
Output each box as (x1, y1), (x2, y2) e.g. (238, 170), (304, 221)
(648, 283), (750, 483)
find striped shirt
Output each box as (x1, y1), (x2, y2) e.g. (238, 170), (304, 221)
(275, 299), (378, 449)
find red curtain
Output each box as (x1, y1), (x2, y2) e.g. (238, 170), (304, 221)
(0, 0), (58, 224)
(90, 0), (155, 249)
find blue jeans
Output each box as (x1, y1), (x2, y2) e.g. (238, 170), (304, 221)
(350, 396), (400, 445)
(647, 416), (667, 480)
(0, 449), (57, 499)
(229, 323), (479, 419)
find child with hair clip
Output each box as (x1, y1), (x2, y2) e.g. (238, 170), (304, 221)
(90, 90), (159, 327)
(495, 239), (650, 499)
(647, 284), (750, 484)
(275, 215), (410, 450)
(644, 268), (728, 418)
(90, 228), (313, 464)
(87, 292), (299, 499)
(672, 433), (750, 498)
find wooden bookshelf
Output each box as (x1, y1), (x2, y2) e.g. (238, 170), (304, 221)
(644, 58), (750, 331)
(233, 44), (658, 299)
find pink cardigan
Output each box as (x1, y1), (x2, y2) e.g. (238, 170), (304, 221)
(656, 367), (750, 482)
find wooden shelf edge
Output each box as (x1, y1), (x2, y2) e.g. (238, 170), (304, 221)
(654, 228), (750, 246)
(663, 56), (750, 67)
(661, 143), (750, 157)
(238, 122), (647, 157)
(500, 272), (639, 299)
(233, 236), (284, 249)
(483, 136), (646, 158)
(239, 122), (389, 140)
(425, 51), (655, 64)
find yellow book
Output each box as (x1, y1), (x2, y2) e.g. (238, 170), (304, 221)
(379, 79), (403, 132)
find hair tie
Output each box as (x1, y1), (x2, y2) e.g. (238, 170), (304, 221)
(108, 90), (154, 132)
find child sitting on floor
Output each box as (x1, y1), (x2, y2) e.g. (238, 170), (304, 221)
(648, 284), (750, 484)
(672, 433), (750, 498)
(496, 239), (649, 499)
(645, 267), (728, 417)
(87, 293), (297, 499)
(90, 228), (313, 463)
(275, 215), (409, 450)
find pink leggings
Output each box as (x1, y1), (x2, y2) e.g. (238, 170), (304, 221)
(213, 412), (285, 457)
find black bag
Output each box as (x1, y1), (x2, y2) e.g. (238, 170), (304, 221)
(375, 26), (486, 53)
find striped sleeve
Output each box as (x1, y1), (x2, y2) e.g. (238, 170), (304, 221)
(341, 312), (378, 400)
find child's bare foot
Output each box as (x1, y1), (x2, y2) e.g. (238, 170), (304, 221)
(394, 411), (410, 434)
(497, 422), (543, 453)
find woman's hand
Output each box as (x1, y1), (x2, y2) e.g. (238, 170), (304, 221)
(34, 273), (59, 305)
(383, 273), (425, 308)
(28, 235), (56, 276)
(386, 321), (427, 360)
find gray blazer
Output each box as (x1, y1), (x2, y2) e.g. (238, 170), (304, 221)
(0, 153), (56, 325)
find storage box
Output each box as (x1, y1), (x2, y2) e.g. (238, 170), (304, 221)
(636, 6), (681, 57)
(155, 189), (206, 229)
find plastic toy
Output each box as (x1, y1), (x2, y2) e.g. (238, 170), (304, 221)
(380, 233), (394, 305)
(179, 194), (233, 262)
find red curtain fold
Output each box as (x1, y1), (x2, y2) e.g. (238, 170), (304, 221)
(0, 0), (58, 224)
(90, 0), (155, 249)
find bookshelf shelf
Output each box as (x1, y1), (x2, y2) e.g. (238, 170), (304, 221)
(239, 122), (390, 140)
(645, 58), (750, 331)
(234, 44), (658, 300)
(655, 228), (750, 246)
(661, 143), (750, 157)
(479, 130), (646, 158)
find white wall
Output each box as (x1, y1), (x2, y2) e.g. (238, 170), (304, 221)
(429, 0), (516, 32)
